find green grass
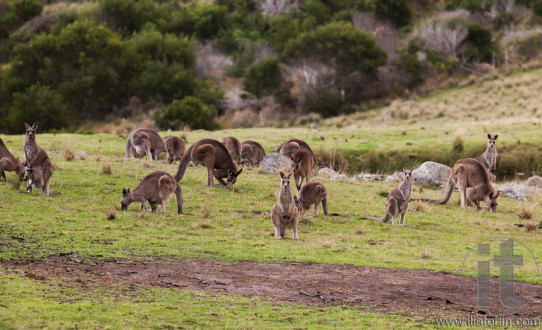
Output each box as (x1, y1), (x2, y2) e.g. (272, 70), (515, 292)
(1, 125), (541, 327)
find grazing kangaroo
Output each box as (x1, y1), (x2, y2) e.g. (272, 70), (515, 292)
(475, 134), (498, 172)
(125, 128), (166, 161)
(291, 149), (314, 192)
(276, 139), (320, 171)
(295, 181), (328, 216)
(174, 139), (242, 187)
(0, 138), (25, 181)
(165, 136), (186, 164)
(121, 171), (183, 214)
(221, 137), (242, 166)
(240, 140), (266, 168)
(23, 122), (54, 195)
(271, 171), (301, 239)
(24, 159), (54, 195)
(417, 158), (499, 212)
(361, 167), (413, 225)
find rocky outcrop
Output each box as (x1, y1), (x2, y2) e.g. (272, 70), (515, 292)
(260, 152), (292, 174)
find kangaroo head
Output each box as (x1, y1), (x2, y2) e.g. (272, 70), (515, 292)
(24, 166), (34, 181)
(279, 171), (291, 188)
(240, 145), (253, 167)
(25, 122), (38, 140)
(227, 168), (242, 186)
(291, 151), (305, 172)
(403, 166), (413, 180)
(166, 151), (175, 164)
(485, 190), (500, 213)
(294, 196), (303, 212)
(487, 134), (498, 149)
(121, 188), (131, 210)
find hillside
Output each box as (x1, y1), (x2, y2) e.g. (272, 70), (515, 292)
(2, 0), (542, 133)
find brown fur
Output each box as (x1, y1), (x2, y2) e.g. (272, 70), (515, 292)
(23, 122), (54, 195)
(174, 139), (242, 187)
(0, 138), (25, 181)
(24, 159), (54, 196)
(221, 137), (242, 166)
(271, 171), (301, 239)
(361, 167), (413, 225)
(295, 181), (328, 216)
(475, 134), (498, 173)
(418, 158), (499, 212)
(276, 139), (318, 164)
(165, 136), (186, 164)
(121, 171), (183, 214)
(125, 128), (166, 161)
(291, 149), (313, 192)
(240, 140), (266, 168)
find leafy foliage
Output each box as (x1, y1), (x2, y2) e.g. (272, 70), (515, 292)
(366, 0), (412, 27)
(243, 58), (281, 98)
(154, 96), (217, 130)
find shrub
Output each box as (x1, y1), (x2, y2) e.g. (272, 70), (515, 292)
(100, 0), (164, 33)
(366, 0), (412, 27)
(534, 0), (542, 17)
(11, 0), (42, 21)
(464, 23), (496, 64)
(243, 57), (282, 98)
(452, 136), (464, 153)
(460, 0), (494, 12)
(7, 84), (69, 133)
(192, 3), (228, 39)
(154, 97), (217, 131)
(303, 92), (345, 118)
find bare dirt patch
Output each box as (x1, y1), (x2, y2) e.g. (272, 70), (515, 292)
(2, 257), (541, 320)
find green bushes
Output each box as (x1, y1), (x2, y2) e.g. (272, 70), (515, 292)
(192, 3), (228, 39)
(154, 97), (217, 131)
(11, 0), (42, 21)
(464, 23), (496, 63)
(243, 58), (281, 98)
(303, 92), (345, 118)
(366, 0), (412, 27)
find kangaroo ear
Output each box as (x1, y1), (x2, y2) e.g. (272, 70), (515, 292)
(403, 166), (407, 172)
(494, 135), (498, 140)
(235, 168), (242, 176)
(294, 196), (298, 202)
(32, 122), (39, 129)
(495, 190), (500, 198)
(24, 122), (31, 129)
(279, 171), (284, 178)
(287, 174), (292, 179)
(122, 188), (127, 196)
(487, 133), (491, 139)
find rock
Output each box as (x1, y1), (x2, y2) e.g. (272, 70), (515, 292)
(75, 151), (90, 156)
(384, 172), (403, 183)
(412, 162), (452, 186)
(353, 173), (386, 182)
(260, 152), (292, 174)
(526, 176), (542, 188)
(318, 167), (349, 182)
(310, 122), (318, 130)
(499, 184), (540, 202)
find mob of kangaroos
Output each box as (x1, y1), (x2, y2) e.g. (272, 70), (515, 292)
(361, 167), (413, 225)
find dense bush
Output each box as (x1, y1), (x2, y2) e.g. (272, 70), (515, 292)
(464, 23), (496, 63)
(534, 0), (542, 17)
(192, 3), (228, 39)
(303, 92), (345, 118)
(11, 0), (42, 21)
(243, 58), (282, 98)
(154, 96), (217, 131)
(366, 0), (412, 27)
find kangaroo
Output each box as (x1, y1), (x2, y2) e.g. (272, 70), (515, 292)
(165, 136), (186, 164)
(277, 139), (320, 172)
(221, 137), (242, 166)
(121, 171), (183, 214)
(24, 159), (54, 195)
(271, 171), (301, 239)
(23, 122), (48, 167)
(291, 149), (314, 192)
(240, 140), (266, 169)
(295, 181), (328, 216)
(125, 128), (166, 161)
(361, 167), (413, 225)
(0, 138), (25, 181)
(475, 134), (498, 173)
(174, 138), (242, 187)
(417, 158), (499, 212)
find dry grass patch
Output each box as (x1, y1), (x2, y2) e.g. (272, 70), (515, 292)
(516, 205), (534, 220)
(410, 200), (430, 212)
(525, 222), (539, 232)
(105, 205), (117, 220)
(63, 146), (75, 161)
(101, 163), (113, 175)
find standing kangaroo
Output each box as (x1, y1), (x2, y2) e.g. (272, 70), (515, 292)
(121, 171), (183, 214)
(240, 140), (266, 168)
(125, 128), (166, 161)
(221, 137), (242, 166)
(361, 167), (413, 225)
(291, 149), (314, 192)
(165, 136), (186, 164)
(417, 158), (499, 212)
(23, 122), (53, 195)
(475, 134), (498, 173)
(0, 138), (25, 181)
(271, 171), (301, 239)
(295, 181), (328, 216)
(174, 139), (242, 187)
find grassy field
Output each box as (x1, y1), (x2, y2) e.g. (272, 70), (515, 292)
(0, 122), (541, 327)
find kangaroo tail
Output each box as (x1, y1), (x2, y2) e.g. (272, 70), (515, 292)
(321, 197), (328, 215)
(125, 134), (132, 158)
(174, 182), (183, 214)
(414, 175), (455, 205)
(174, 144), (194, 182)
(360, 213), (392, 223)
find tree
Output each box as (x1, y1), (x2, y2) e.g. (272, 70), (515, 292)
(285, 22), (387, 76)
(367, 0), (412, 27)
(154, 97), (217, 131)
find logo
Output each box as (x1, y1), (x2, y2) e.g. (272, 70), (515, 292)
(461, 237), (539, 315)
